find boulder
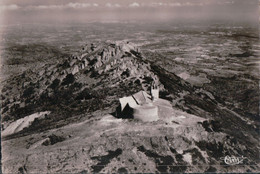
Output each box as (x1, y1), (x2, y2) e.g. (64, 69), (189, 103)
(39, 70), (45, 76)
(69, 59), (77, 67)
(83, 60), (89, 67)
(94, 60), (102, 69)
(104, 64), (111, 72)
(72, 65), (79, 75)
(81, 53), (89, 60)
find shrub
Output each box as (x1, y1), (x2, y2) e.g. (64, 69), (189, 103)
(2, 106), (9, 114)
(76, 88), (92, 100)
(22, 86), (35, 98)
(61, 74), (75, 86)
(49, 79), (60, 90)
(121, 69), (130, 78)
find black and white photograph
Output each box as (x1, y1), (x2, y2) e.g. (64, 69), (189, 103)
(0, 0), (259, 173)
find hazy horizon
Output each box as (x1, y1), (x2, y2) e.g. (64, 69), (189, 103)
(0, 0), (258, 26)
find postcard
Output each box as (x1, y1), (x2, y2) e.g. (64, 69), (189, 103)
(1, 0), (259, 173)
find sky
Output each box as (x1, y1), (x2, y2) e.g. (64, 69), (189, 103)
(0, 0), (258, 25)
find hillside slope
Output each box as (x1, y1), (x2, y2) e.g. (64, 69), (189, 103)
(1, 41), (259, 173)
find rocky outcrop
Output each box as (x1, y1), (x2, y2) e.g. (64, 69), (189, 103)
(1, 41), (259, 143)
(1, 41), (161, 123)
(2, 112), (259, 173)
(2, 111), (50, 136)
(1, 41), (259, 173)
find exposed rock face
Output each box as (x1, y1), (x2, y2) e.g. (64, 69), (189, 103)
(2, 112), (258, 173)
(1, 41), (161, 124)
(1, 41), (259, 173)
(2, 111), (50, 136)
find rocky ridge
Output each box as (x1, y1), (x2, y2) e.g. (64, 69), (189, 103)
(1, 41), (161, 123)
(1, 41), (259, 173)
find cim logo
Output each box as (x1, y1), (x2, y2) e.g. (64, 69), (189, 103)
(221, 155), (247, 165)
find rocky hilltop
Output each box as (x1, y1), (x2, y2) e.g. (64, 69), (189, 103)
(1, 41), (161, 123)
(1, 41), (259, 173)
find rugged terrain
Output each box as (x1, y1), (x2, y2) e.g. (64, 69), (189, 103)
(1, 41), (259, 173)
